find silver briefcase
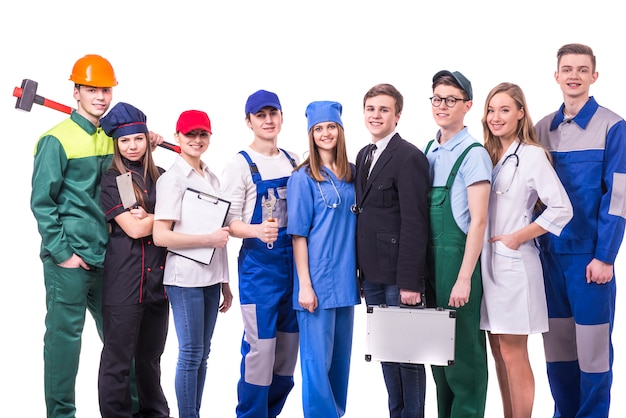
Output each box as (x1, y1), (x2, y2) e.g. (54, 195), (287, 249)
(365, 305), (456, 366)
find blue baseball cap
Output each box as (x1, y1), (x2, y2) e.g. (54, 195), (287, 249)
(245, 89), (282, 115)
(101, 102), (149, 139)
(305, 101), (343, 132)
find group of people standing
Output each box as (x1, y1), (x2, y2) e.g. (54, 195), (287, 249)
(29, 41), (625, 418)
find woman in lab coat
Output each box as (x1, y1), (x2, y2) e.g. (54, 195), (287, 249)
(480, 83), (573, 418)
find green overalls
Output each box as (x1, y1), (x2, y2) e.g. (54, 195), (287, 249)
(425, 141), (487, 418)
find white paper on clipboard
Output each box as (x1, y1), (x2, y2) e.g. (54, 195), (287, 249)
(167, 188), (231, 265)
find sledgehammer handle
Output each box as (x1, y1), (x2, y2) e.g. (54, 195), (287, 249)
(13, 86), (180, 153)
(13, 87), (73, 114)
(157, 142), (181, 153)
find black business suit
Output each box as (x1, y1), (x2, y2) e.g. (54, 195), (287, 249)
(355, 133), (430, 292)
(355, 132), (430, 418)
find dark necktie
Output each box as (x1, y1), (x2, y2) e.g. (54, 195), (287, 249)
(361, 143), (377, 189)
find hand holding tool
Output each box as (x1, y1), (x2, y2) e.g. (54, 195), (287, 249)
(262, 191), (277, 249)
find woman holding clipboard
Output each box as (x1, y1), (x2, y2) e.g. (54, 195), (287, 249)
(153, 109), (233, 418)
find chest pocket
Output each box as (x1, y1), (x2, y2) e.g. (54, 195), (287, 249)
(371, 179), (396, 208)
(428, 188), (447, 207)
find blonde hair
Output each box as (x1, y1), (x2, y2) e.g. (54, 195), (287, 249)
(481, 82), (547, 165)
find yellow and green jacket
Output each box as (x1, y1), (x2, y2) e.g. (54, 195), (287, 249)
(30, 111), (114, 268)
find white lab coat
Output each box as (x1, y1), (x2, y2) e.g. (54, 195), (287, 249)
(480, 140), (573, 334)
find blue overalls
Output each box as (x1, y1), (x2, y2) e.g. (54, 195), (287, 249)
(236, 150), (300, 418)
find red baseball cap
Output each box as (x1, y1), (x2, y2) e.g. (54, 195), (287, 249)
(176, 110), (212, 134)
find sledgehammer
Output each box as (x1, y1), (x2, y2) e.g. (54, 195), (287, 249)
(13, 79), (181, 154)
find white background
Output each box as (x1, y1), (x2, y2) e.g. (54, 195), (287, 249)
(1, 1), (624, 416)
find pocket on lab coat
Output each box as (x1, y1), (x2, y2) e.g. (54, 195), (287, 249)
(492, 240), (527, 280)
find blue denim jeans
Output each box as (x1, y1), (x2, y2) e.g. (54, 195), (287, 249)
(166, 284), (221, 418)
(362, 281), (426, 418)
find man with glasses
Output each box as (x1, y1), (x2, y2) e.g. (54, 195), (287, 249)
(422, 70), (492, 418)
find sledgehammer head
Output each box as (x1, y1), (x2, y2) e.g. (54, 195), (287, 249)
(15, 79), (38, 112)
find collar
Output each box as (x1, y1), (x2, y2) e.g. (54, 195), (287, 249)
(550, 96), (598, 131)
(122, 156), (143, 168)
(174, 154), (209, 177)
(433, 127), (471, 152)
(371, 130), (396, 154)
(70, 110), (99, 136)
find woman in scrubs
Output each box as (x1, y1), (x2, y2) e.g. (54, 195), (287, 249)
(287, 101), (360, 418)
(480, 83), (573, 418)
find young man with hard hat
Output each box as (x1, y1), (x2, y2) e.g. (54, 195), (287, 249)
(30, 54), (121, 418)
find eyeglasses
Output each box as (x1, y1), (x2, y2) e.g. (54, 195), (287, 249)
(492, 142), (521, 195)
(429, 96), (468, 108)
(183, 130), (210, 139)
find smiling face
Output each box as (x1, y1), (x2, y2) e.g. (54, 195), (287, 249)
(363, 94), (400, 141)
(175, 129), (211, 161)
(486, 92), (524, 143)
(431, 84), (471, 135)
(74, 86), (113, 126)
(312, 121), (339, 152)
(247, 107), (283, 143)
(117, 133), (148, 162)
(555, 53), (598, 100)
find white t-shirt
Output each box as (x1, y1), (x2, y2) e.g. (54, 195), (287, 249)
(221, 146), (300, 226)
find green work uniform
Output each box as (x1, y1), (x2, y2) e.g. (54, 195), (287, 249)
(425, 141), (488, 418)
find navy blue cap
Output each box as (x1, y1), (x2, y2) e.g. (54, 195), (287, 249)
(101, 102), (149, 139)
(305, 101), (343, 132)
(245, 89), (282, 115)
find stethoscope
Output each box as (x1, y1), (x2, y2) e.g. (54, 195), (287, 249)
(350, 202), (362, 214)
(317, 171), (342, 209)
(501, 140), (521, 168)
(492, 140), (522, 195)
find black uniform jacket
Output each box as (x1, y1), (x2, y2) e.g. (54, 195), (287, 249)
(354, 133), (430, 293)
(100, 161), (167, 305)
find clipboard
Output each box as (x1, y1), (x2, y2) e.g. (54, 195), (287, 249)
(167, 187), (231, 265)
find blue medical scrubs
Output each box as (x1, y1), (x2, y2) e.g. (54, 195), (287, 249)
(287, 166), (360, 418)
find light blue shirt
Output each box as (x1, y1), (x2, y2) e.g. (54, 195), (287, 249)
(423, 127), (492, 233)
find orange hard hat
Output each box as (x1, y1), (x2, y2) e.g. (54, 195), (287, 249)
(69, 54), (118, 87)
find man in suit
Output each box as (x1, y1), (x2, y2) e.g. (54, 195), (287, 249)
(355, 83), (430, 418)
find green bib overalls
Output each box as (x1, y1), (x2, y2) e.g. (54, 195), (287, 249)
(425, 141), (487, 418)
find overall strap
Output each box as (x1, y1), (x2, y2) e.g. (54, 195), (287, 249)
(424, 139), (435, 155)
(238, 150), (262, 184)
(279, 148), (297, 168)
(445, 142), (482, 189)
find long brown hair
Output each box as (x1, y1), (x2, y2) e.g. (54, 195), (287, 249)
(295, 124), (353, 183)
(109, 134), (162, 207)
(482, 82), (547, 165)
